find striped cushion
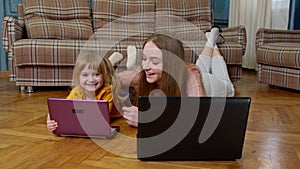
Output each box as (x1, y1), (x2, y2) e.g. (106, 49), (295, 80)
(14, 39), (122, 66)
(13, 38), (144, 86)
(14, 39), (85, 67)
(93, 0), (155, 41)
(23, 0), (93, 40)
(155, 0), (212, 41)
(256, 43), (300, 69)
(13, 39), (142, 67)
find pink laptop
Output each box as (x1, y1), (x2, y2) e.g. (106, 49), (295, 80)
(47, 98), (119, 138)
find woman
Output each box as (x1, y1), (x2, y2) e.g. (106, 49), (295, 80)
(116, 34), (205, 127)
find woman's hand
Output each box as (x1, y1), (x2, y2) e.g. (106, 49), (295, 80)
(122, 106), (138, 127)
(47, 114), (58, 132)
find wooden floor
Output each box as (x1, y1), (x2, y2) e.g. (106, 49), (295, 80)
(0, 70), (300, 169)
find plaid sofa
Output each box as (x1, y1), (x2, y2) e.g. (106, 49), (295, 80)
(2, 0), (246, 91)
(256, 28), (300, 91)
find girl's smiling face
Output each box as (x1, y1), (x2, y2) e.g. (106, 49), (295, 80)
(142, 41), (163, 84)
(79, 65), (103, 94)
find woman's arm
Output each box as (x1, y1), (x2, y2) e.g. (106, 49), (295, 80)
(115, 68), (141, 90)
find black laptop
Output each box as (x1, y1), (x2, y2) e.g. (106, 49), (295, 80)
(137, 96), (251, 161)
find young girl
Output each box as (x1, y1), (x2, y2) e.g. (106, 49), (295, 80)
(116, 34), (206, 127)
(47, 51), (122, 132)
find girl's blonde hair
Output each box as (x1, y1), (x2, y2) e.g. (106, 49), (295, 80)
(72, 51), (114, 88)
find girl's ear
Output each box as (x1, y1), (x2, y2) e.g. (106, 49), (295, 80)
(108, 52), (123, 66)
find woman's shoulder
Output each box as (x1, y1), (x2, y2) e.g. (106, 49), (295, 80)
(186, 63), (200, 73)
(115, 67), (141, 89)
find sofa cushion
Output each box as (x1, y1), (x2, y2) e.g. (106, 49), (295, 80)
(256, 43), (300, 69)
(14, 39), (86, 66)
(23, 0), (93, 40)
(13, 39), (137, 66)
(155, 0), (212, 41)
(92, 0), (155, 41)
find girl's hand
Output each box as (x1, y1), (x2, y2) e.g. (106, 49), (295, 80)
(47, 119), (58, 131)
(47, 114), (58, 132)
(122, 106), (138, 127)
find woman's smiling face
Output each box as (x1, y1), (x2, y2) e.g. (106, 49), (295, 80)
(142, 41), (163, 84)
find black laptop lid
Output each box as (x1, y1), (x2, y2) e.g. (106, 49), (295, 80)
(137, 96), (251, 161)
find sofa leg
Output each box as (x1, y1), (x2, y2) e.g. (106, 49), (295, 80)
(269, 84), (275, 89)
(26, 86), (34, 93)
(20, 86), (26, 91)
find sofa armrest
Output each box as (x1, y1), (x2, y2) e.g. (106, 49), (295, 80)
(221, 25), (247, 55)
(2, 16), (25, 53)
(256, 28), (300, 48)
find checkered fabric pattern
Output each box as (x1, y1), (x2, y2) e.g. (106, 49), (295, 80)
(23, 0), (93, 39)
(154, 0), (210, 76)
(1, 0), (247, 87)
(256, 28), (300, 90)
(257, 64), (300, 91)
(93, 0), (155, 41)
(155, 0), (212, 39)
(13, 38), (143, 86)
